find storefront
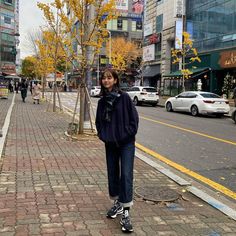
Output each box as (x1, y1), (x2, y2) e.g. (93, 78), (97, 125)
(142, 64), (161, 88)
(163, 48), (236, 96)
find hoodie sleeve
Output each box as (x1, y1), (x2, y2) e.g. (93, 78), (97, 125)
(125, 93), (139, 136)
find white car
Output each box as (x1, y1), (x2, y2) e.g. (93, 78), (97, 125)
(127, 86), (159, 106)
(90, 86), (101, 97)
(165, 91), (230, 117)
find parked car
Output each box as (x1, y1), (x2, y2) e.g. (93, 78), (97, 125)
(127, 86), (159, 106)
(232, 109), (236, 124)
(90, 86), (101, 97)
(165, 91), (230, 117)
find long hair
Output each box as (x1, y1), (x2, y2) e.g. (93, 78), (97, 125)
(100, 69), (120, 96)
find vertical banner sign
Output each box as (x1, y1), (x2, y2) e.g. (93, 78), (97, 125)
(174, 0), (185, 18)
(143, 44), (155, 62)
(132, 0), (144, 15)
(175, 19), (183, 49)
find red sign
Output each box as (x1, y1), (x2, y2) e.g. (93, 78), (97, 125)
(1, 63), (16, 74)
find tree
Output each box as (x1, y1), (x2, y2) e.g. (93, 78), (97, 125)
(38, 0), (118, 134)
(107, 37), (141, 72)
(171, 32), (201, 91)
(21, 56), (37, 79)
(222, 73), (233, 98)
(36, 29), (67, 104)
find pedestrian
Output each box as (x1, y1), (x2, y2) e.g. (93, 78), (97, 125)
(233, 86), (236, 107)
(14, 81), (19, 93)
(95, 69), (139, 233)
(32, 81), (41, 104)
(20, 78), (28, 103)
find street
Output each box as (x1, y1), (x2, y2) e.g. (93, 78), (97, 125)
(55, 92), (236, 197)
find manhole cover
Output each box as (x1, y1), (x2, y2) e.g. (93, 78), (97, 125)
(135, 186), (180, 202)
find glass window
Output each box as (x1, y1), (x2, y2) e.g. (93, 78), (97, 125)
(132, 21), (136, 31)
(200, 93), (220, 98)
(5, 0), (13, 5)
(156, 14), (163, 33)
(122, 20), (128, 31)
(143, 88), (157, 92)
(117, 19), (122, 30)
(4, 16), (12, 25)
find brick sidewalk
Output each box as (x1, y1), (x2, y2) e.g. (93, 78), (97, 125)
(0, 95), (235, 236)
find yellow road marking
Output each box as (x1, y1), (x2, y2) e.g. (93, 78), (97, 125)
(135, 142), (236, 200)
(140, 115), (236, 146)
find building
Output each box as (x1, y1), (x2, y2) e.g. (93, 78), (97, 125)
(143, 0), (184, 92)
(0, 0), (18, 75)
(186, 0), (236, 95)
(96, 0), (143, 87)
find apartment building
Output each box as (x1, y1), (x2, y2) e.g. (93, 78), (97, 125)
(143, 0), (182, 90)
(0, 0), (18, 75)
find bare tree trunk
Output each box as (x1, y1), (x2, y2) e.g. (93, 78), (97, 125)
(79, 82), (85, 134)
(53, 72), (57, 112)
(42, 76), (45, 99)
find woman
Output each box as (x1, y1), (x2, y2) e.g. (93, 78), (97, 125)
(96, 69), (139, 233)
(32, 81), (41, 104)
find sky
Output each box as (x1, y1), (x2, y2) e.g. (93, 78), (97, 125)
(19, 0), (51, 59)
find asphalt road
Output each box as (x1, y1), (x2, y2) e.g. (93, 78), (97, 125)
(54, 92), (236, 195)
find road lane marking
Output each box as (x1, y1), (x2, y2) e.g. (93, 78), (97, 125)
(140, 115), (236, 146)
(135, 142), (236, 200)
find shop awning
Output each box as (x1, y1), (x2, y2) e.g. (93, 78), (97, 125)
(143, 65), (160, 78)
(163, 67), (210, 78)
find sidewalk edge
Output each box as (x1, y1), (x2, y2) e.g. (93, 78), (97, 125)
(0, 93), (16, 160)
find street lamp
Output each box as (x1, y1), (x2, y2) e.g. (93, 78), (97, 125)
(107, 30), (112, 65)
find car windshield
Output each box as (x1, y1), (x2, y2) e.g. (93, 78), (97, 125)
(200, 93), (220, 98)
(143, 88), (157, 92)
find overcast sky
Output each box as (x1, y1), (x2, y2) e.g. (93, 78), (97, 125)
(19, 0), (51, 59)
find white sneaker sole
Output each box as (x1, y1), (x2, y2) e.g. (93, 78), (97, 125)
(120, 221), (133, 232)
(107, 208), (123, 219)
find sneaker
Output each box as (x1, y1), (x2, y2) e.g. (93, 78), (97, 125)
(106, 200), (123, 219)
(120, 210), (133, 233)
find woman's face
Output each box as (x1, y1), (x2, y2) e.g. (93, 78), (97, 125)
(102, 72), (117, 91)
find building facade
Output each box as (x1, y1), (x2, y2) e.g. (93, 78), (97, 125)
(97, 0), (143, 87)
(186, 0), (236, 95)
(0, 0), (18, 75)
(143, 0), (183, 91)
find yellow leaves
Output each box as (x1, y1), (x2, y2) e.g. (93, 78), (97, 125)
(107, 37), (141, 71)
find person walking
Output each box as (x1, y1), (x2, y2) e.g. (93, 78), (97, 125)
(32, 81), (41, 104)
(95, 69), (139, 233)
(20, 79), (28, 103)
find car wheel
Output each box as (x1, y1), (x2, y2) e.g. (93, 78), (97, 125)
(133, 97), (139, 106)
(191, 105), (199, 116)
(151, 103), (157, 107)
(166, 102), (173, 112)
(216, 114), (223, 118)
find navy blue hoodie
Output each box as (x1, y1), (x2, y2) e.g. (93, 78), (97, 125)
(96, 92), (139, 144)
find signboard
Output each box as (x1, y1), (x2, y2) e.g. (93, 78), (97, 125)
(0, 86), (9, 98)
(143, 44), (155, 62)
(219, 50), (236, 68)
(1, 63), (16, 74)
(143, 33), (161, 46)
(144, 23), (153, 37)
(116, 0), (128, 12)
(132, 0), (144, 15)
(175, 19), (183, 49)
(174, 0), (185, 18)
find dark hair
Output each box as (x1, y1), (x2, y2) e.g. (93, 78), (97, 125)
(100, 69), (120, 96)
